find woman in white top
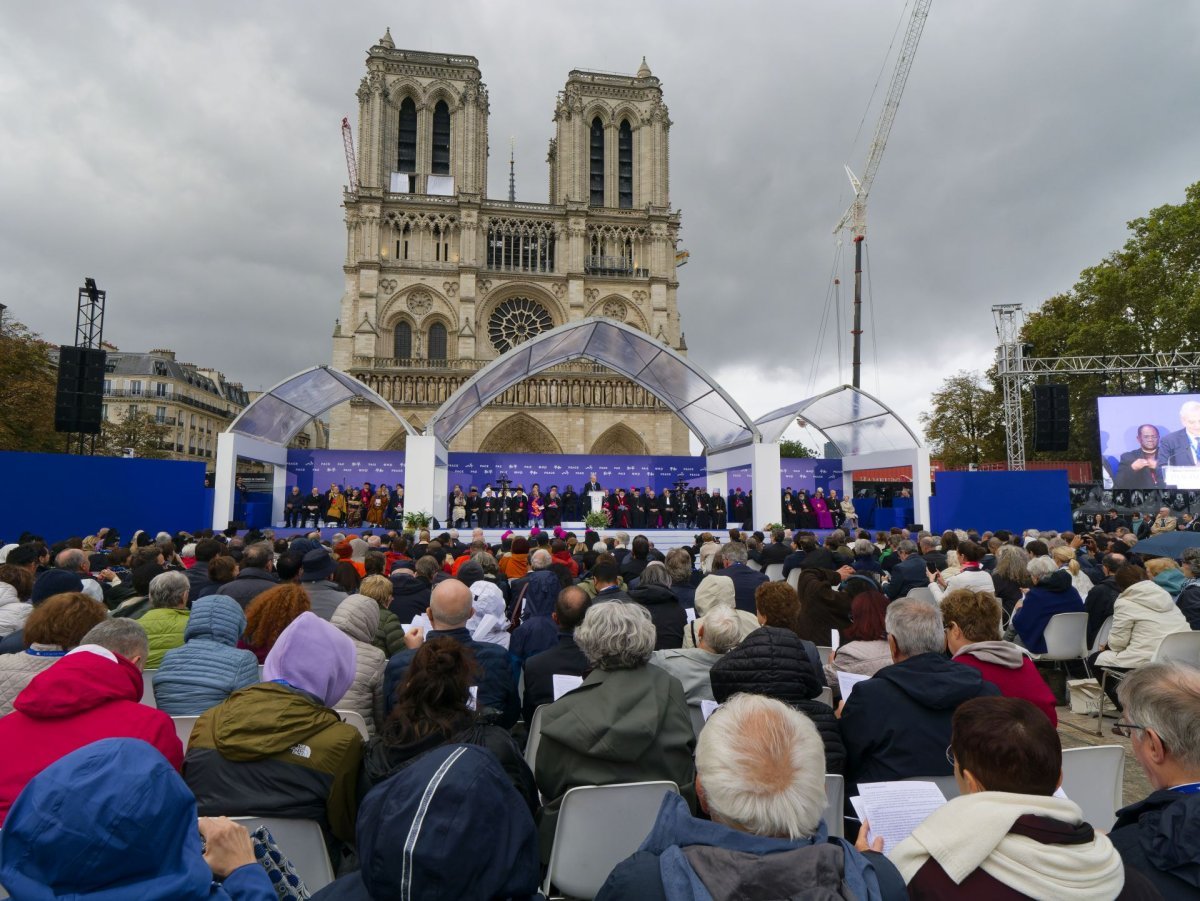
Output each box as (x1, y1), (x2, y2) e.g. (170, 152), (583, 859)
(1051, 545), (1094, 597)
(929, 540), (995, 603)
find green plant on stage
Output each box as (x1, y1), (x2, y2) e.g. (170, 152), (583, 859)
(762, 522), (784, 533)
(584, 509), (611, 530)
(403, 510), (432, 530)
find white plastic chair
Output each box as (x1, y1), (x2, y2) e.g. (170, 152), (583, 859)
(906, 586), (936, 605)
(787, 569), (801, 590)
(817, 645), (833, 666)
(1033, 612), (1091, 678)
(525, 704), (548, 770)
(824, 773), (845, 838)
(141, 670), (157, 707)
(764, 563), (785, 581)
(543, 781), (679, 900)
(231, 817), (334, 893)
(171, 715), (199, 747)
(1061, 745), (1125, 831)
(1155, 630), (1200, 667)
(746, 560), (762, 572)
(335, 709), (370, 740)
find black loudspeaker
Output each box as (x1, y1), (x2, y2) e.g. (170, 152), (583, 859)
(1033, 383), (1071, 453)
(54, 346), (107, 434)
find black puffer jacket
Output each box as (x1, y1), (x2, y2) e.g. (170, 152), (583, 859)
(709, 626), (845, 775)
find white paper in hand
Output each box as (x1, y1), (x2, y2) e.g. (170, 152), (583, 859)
(858, 781), (947, 851)
(837, 671), (870, 702)
(700, 699), (721, 721)
(830, 629), (841, 652)
(685, 607), (697, 623)
(552, 673), (584, 700)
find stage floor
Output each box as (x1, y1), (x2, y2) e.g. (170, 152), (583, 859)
(263, 524), (754, 550)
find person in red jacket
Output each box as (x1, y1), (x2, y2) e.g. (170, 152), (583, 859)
(0, 618), (182, 825)
(941, 588), (1058, 725)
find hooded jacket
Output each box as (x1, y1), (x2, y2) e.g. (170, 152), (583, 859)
(709, 626), (845, 775)
(1012, 569), (1084, 653)
(630, 583), (687, 650)
(0, 738), (274, 901)
(1111, 788), (1200, 898)
(535, 664), (696, 861)
(682, 575), (758, 649)
(839, 652), (1000, 792)
(311, 744), (541, 901)
(387, 572), (432, 622)
(0, 646), (183, 825)
(952, 640), (1058, 725)
(1096, 580), (1191, 669)
(0, 581), (30, 639)
(153, 595), (260, 716)
(596, 792), (905, 901)
(330, 594), (386, 734)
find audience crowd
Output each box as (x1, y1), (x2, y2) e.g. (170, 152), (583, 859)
(1, 517), (1200, 898)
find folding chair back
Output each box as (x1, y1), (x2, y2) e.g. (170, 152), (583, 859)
(1155, 630), (1200, 667)
(824, 774), (845, 838)
(764, 563), (785, 581)
(335, 709), (370, 740)
(525, 704), (547, 769)
(818, 687), (834, 707)
(817, 646), (833, 666)
(543, 781), (679, 899)
(746, 560), (762, 572)
(171, 715), (199, 748)
(231, 817), (335, 893)
(1061, 745), (1125, 832)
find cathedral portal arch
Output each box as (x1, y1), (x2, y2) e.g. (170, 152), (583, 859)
(590, 423), (649, 456)
(479, 413), (564, 454)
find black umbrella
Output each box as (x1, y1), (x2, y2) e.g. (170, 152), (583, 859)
(1131, 531), (1200, 559)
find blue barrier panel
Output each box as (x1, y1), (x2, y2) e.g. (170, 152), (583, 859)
(930, 470), (1072, 535)
(0, 451), (207, 545)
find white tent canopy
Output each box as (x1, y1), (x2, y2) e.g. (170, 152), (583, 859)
(754, 384), (922, 455)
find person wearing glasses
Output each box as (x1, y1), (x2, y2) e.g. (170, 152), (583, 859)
(1110, 662), (1200, 898)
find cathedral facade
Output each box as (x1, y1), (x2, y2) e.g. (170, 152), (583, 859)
(329, 32), (690, 455)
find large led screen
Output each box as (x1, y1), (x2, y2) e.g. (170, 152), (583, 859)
(1098, 394), (1200, 488)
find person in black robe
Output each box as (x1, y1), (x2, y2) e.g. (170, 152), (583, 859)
(629, 487), (644, 529)
(745, 491), (754, 530)
(682, 489), (698, 530)
(795, 490), (816, 529)
(645, 487), (660, 528)
(543, 486), (562, 528)
(711, 491), (727, 529)
(480, 487), (497, 528)
(730, 490), (745, 526)
(511, 488), (529, 527)
(659, 488), (676, 529)
(562, 485), (578, 522)
(498, 490), (512, 528)
(466, 488), (480, 527)
(696, 490), (712, 530)
(782, 491), (796, 529)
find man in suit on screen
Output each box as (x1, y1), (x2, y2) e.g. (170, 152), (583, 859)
(1115, 424), (1164, 489)
(1159, 401), (1200, 485)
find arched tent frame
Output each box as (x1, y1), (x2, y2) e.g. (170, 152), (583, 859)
(213, 366), (417, 529)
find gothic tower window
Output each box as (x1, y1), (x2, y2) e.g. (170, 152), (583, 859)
(589, 117), (604, 207)
(618, 120), (633, 208)
(397, 98), (417, 172)
(427, 322), (448, 360)
(393, 322), (412, 359)
(431, 100), (451, 176)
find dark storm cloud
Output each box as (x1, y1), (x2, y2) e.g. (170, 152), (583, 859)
(1, 1), (1197, 434)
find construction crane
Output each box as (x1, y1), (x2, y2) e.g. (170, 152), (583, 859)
(342, 117), (359, 193)
(834, 0), (932, 388)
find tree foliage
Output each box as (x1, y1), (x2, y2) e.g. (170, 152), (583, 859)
(779, 438), (817, 459)
(97, 411), (170, 459)
(0, 318), (63, 453)
(920, 370), (1006, 467)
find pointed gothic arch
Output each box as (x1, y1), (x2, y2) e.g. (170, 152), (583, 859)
(590, 422), (648, 456)
(479, 413), (564, 454)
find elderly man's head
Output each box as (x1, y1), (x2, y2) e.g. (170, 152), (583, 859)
(574, 601), (656, 671)
(1118, 662), (1200, 789)
(427, 579), (473, 629)
(148, 571), (190, 610)
(884, 597), (945, 662)
(720, 542), (747, 566)
(79, 619), (150, 670)
(529, 548), (553, 571)
(55, 548), (88, 574)
(696, 694), (826, 839)
(697, 606), (741, 655)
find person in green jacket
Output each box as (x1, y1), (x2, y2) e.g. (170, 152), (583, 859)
(359, 575), (406, 656)
(138, 571), (191, 668)
(534, 600), (696, 861)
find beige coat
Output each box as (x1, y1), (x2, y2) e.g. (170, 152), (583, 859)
(0, 645), (62, 716)
(1096, 580), (1190, 669)
(330, 595), (386, 734)
(824, 638), (893, 698)
(683, 575), (759, 649)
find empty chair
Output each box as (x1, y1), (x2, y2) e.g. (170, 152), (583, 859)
(524, 703), (547, 770)
(231, 817), (334, 893)
(1154, 630), (1200, 667)
(1033, 612), (1091, 677)
(141, 670), (157, 707)
(824, 773), (845, 839)
(336, 709), (370, 740)
(764, 563), (785, 582)
(906, 586), (936, 605)
(1060, 745), (1125, 832)
(171, 715), (198, 748)
(543, 781), (679, 900)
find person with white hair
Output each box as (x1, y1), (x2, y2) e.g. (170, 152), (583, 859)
(683, 574), (759, 648)
(597, 693), (906, 899)
(650, 605), (740, 734)
(1011, 554), (1084, 653)
(535, 601), (695, 861)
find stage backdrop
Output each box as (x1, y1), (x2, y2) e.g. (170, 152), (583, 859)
(0, 451), (208, 545)
(287, 450), (843, 499)
(931, 470), (1072, 534)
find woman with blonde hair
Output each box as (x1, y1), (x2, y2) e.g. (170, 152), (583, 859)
(359, 574), (406, 656)
(1051, 544), (1094, 597)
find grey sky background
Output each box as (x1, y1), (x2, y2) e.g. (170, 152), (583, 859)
(2, 2), (1198, 452)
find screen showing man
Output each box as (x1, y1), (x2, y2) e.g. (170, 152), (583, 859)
(1114, 424), (1163, 488)
(1099, 395), (1200, 489)
(1160, 401), (1200, 467)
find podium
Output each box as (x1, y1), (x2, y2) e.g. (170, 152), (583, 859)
(588, 491), (606, 515)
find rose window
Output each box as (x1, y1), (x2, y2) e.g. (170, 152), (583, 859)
(488, 298), (554, 353)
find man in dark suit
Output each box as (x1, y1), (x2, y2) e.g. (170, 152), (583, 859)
(521, 585), (591, 723)
(883, 540), (930, 600)
(1115, 424), (1165, 489)
(1159, 401), (1200, 477)
(754, 528), (791, 567)
(711, 542), (768, 613)
(591, 560), (634, 603)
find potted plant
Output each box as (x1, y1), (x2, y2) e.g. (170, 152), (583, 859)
(584, 508), (612, 530)
(403, 510), (432, 531)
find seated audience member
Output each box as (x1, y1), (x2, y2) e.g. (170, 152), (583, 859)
(587, 557), (633, 603)
(825, 589), (892, 695)
(184, 612), (364, 846)
(664, 547), (698, 608)
(683, 573), (758, 648)
(712, 542), (769, 612)
(629, 561), (687, 649)
(521, 585), (591, 724)
(650, 605), (741, 734)
(509, 566), (563, 666)
(388, 555), (438, 621)
(1085, 553), (1127, 647)
(883, 540), (930, 600)
(0, 738), (274, 900)
(0, 563), (33, 639)
(1052, 543), (1097, 596)
(498, 535), (530, 579)
(851, 538), (884, 578)
(536, 602), (695, 860)
(196, 554), (239, 598)
(792, 567), (852, 645)
(219, 540), (280, 609)
(0, 569), (87, 654)
(1012, 555), (1084, 653)
(1145, 556), (1186, 599)
(312, 744), (540, 900)
(929, 540), (995, 602)
(1176, 547), (1200, 629)
(240, 583), (312, 663)
(710, 625), (844, 774)
(330, 594), (386, 734)
(110, 560), (163, 620)
(888, 696), (1151, 898)
(0, 590), (107, 715)
(464, 579), (510, 648)
(598, 693), (906, 901)
(0, 619), (183, 825)
(153, 595), (260, 716)
(300, 547), (349, 620)
(620, 534), (653, 582)
(840, 598), (999, 791)
(990, 544), (1032, 618)
(358, 573), (405, 656)
(942, 589), (1058, 725)
(1111, 662), (1200, 896)
(362, 637), (536, 810)
(1095, 564), (1191, 695)
(139, 570), (192, 668)
(385, 579), (518, 727)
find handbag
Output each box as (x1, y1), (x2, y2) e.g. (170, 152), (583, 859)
(251, 825), (311, 901)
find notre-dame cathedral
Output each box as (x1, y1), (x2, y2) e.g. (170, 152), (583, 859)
(329, 30), (690, 454)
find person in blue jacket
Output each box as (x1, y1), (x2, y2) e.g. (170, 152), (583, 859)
(0, 737), (275, 900)
(153, 595), (260, 715)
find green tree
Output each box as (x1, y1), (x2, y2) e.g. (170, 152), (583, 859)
(779, 438), (817, 458)
(920, 370), (1006, 468)
(98, 410), (170, 459)
(0, 318), (62, 453)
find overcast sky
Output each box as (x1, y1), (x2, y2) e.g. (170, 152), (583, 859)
(2, 1), (1198, 453)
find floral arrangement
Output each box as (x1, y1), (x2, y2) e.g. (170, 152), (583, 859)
(584, 508), (612, 529)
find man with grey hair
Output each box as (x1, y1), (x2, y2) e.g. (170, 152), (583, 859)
(382, 578), (517, 727)
(597, 693), (905, 900)
(1111, 662), (1200, 895)
(140, 571), (191, 668)
(883, 539), (930, 600)
(714, 541), (768, 613)
(220, 541), (279, 609)
(55, 547), (109, 603)
(535, 601), (695, 861)
(840, 597), (999, 792)
(1160, 399), (1200, 470)
(650, 605), (740, 735)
